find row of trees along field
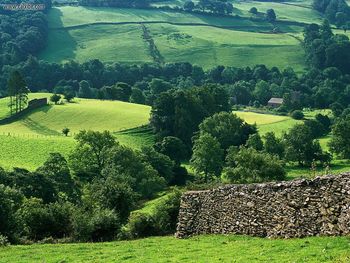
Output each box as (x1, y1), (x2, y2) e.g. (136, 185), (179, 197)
(7, 71), (29, 115)
(183, 0), (276, 22)
(5, 57), (350, 112)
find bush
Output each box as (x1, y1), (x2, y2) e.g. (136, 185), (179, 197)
(291, 110), (304, 120)
(122, 189), (182, 239)
(122, 213), (156, 239)
(223, 147), (286, 184)
(72, 208), (120, 242)
(16, 199), (74, 241)
(0, 235), (9, 247)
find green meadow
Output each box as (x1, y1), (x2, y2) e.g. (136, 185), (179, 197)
(234, 111), (302, 137)
(1, 235), (350, 262)
(0, 94), (153, 170)
(0, 93), (151, 135)
(39, 6), (307, 71)
(150, 24), (305, 71)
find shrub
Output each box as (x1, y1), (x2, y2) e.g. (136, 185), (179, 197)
(122, 213), (156, 239)
(72, 208), (120, 242)
(50, 94), (61, 105)
(123, 189), (182, 239)
(90, 208), (120, 242)
(0, 235), (9, 247)
(291, 110), (304, 120)
(16, 199), (74, 241)
(304, 119), (325, 138)
(223, 147), (286, 184)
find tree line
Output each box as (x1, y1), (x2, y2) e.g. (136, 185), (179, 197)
(3, 56), (350, 113)
(304, 20), (350, 73)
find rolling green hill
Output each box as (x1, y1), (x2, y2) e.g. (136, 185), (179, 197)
(1, 235), (350, 262)
(39, 5), (307, 71)
(0, 94), (153, 170)
(0, 93), (151, 135)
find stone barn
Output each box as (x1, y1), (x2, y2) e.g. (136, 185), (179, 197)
(268, 97), (283, 108)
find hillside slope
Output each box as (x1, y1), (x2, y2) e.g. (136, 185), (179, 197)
(0, 94), (153, 170)
(39, 6), (307, 71)
(0, 93), (151, 135)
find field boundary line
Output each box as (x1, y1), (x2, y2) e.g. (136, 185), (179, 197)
(50, 20), (282, 34)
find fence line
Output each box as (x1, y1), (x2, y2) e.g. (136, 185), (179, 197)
(0, 132), (79, 139)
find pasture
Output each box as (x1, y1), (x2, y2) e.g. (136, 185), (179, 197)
(0, 94), (153, 170)
(0, 93), (151, 135)
(233, 111), (302, 136)
(39, 6), (307, 71)
(1, 235), (350, 262)
(150, 24), (305, 71)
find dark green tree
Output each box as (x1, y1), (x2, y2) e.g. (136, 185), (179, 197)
(266, 9), (277, 22)
(246, 133), (264, 151)
(329, 116), (350, 158)
(50, 94), (61, 105)
(263, 132), (285, 159)
(199, 112), (257, 151)
(191, 133), (224, 182)
(223, 147), (286, 183)
(283, 124), (324, 165)
(69, 130), (118, 180)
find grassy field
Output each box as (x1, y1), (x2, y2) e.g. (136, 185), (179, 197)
(47, 6), (273, 29)
(234, 1), (323, 24)
(150, 24), (305, 71)
(40, 24), (152, 64)
(40, 6), (307, 71)
(0, 93), (151, 135)
(0, 94), (153, 170)
(234, 111), (302, 136)
(1, 235), (350, 262)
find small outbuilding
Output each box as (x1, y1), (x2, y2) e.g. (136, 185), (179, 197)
(268, 97), (283, 108)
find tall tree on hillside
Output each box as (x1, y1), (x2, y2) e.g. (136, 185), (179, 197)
(18, 84), (30, 113)
(7, 71), (28, 115)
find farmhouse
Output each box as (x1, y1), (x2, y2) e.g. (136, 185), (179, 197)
(268, 97), (283, 107)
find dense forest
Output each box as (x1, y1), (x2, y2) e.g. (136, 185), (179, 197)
(0, 3), (48, 97)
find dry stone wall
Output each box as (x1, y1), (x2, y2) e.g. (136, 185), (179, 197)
(176, 173), (350, 238)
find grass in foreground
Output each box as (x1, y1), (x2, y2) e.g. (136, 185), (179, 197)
(1, 235), (350, 262)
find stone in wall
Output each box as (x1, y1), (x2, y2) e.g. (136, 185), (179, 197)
(176, 173), (350, 238)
